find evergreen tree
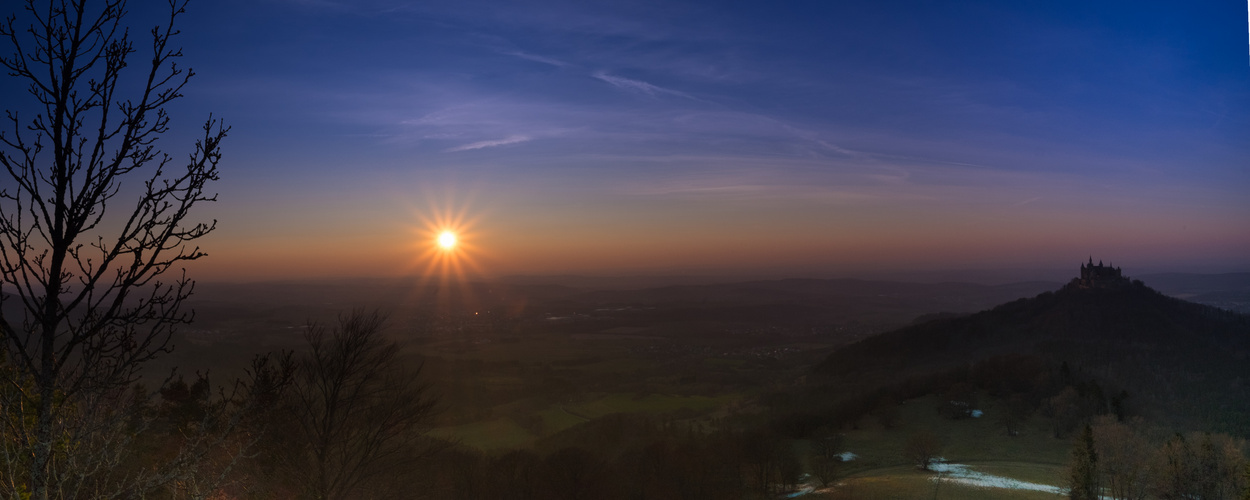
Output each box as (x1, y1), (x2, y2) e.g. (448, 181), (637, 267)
(1069, 424), (1100, 500)
(1242, 463), (1250, 500)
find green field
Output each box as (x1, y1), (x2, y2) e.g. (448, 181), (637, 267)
(430, 418), (536, 451)
(569, 393), (735, 419)
(422, 318), (1080, 499)
(433, 392), (740, 451)
(423, 325), (791, 453)
(970, 462), (1066, 488)
(833, 394), (1069, 472)
(799, 393), (1071, 499)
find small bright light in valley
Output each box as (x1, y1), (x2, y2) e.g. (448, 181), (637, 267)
(438, 231), (456, 249)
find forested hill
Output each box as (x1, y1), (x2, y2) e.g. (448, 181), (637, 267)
(813, 278), (1250, 433)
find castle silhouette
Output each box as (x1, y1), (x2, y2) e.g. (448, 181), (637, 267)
(1076, 257), (1129, 289)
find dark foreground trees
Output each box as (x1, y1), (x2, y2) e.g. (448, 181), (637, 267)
(1068, 417), (1249, 500)
(279, 310), (440, 500)
(0, 0), (227, 497)
(1068, 425), (1101, 500)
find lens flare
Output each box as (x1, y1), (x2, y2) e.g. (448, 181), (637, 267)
(403, 195), (489, 318)
(403, 193), (488, 309)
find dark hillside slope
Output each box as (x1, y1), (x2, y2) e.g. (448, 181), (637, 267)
(814, 279), (1250, 433)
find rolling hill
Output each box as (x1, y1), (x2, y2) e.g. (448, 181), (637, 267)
(814, 272), (1250, 434)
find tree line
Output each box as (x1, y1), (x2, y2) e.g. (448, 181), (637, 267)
(0, 308), (440, 499)
(1069, 415), (1248, 500)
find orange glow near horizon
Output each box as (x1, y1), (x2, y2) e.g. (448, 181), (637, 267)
(182, 182), (1250, 282)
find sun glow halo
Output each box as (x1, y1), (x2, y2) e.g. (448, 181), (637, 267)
(405, 195), (486, 293)
(438, 231), (456, 249)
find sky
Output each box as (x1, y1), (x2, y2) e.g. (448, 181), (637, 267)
(5, 0), (1249, 281)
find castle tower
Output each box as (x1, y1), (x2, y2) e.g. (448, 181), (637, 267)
(1075, 258), (1130, 289)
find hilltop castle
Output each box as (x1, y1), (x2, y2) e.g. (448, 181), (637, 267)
(1076, 257), (1130, 289)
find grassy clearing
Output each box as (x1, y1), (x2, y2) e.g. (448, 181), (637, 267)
(569, 393), (735, 419)
(811, 393), (1071, 499)
(430, 418), (535, 451)
(574, 356), (657, 374)
(836, 394), (1069, 473)
(702, 357), (747, 368)
(812, 469), (1065, 499)
(968, 462), (1066, 488)
(434, 392), (738, 451)
(426, 333), (617, 362)
(537, 406), (587, 433)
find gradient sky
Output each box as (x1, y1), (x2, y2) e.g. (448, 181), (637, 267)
(8, 0), (1247, 280)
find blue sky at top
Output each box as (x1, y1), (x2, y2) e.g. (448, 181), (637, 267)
(2, 0), (1246, 278)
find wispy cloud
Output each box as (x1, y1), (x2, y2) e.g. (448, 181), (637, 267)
(774, 122), (862, 158)
(446, 135), (531, 152)
(501, 51), (569, 68)
(593, 71), (696, 100)
(278, 0), (357, 12)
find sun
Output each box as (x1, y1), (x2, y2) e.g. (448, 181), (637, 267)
(438, 231), (456, 249)
(404, 193), (487, 288)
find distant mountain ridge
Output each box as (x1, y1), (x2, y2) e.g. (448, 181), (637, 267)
(1139, 272), (1250, 313)
(814, 271), (1250, 433)
(1138, 272), (1250, 294)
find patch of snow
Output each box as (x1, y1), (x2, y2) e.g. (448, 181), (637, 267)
(929, 460), (1065, 495)
(970, 409), (983, 418)
(837, 452), (857, 461)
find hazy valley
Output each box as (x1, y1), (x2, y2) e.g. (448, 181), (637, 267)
(148, 269), (1250, 498)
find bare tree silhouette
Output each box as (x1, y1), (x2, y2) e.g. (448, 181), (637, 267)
(0, 0), (224, 497)
(286, 310), (440, 500)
